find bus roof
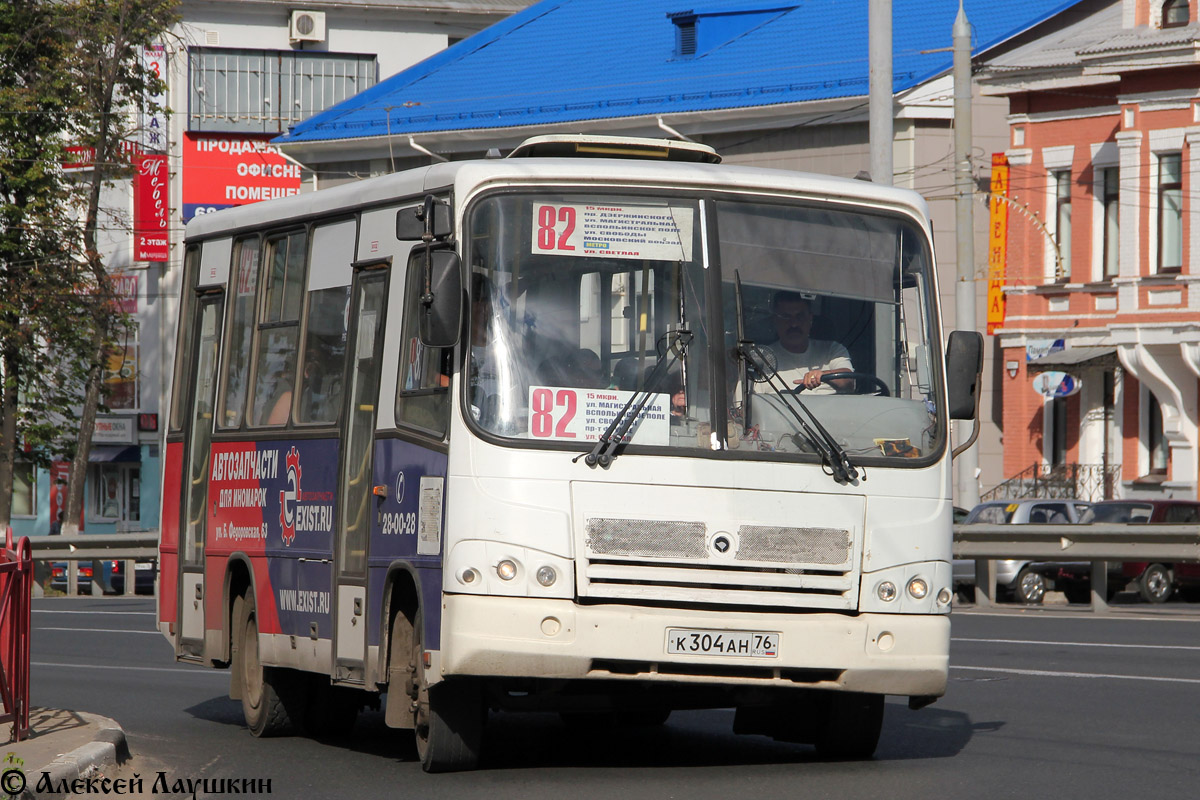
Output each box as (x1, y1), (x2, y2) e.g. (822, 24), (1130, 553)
(183, 151), (931, 243)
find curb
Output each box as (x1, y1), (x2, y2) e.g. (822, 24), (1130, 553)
(21, 714), (128, 799)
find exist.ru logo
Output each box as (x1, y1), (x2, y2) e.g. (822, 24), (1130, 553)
(279, 446), (302, 546)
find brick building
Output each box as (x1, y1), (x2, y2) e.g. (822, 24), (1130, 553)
(979, 0), (1200, 500)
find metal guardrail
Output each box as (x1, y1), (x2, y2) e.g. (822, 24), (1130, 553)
(29, 533), (158, 597)
(1, 527), (32, 742)
(953, 523), (1200, 611)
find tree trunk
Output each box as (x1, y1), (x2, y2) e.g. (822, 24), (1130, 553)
(59, 326), (108, 538)
(0, 343), (19, 529)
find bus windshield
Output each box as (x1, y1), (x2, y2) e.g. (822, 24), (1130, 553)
(464, 190), (943, 465)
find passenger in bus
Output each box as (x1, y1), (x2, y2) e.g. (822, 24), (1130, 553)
(769, 291), (853, 394)
(564, 348), (606, 388)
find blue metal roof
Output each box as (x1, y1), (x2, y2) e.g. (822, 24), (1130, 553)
(275, 0), (1083, 145)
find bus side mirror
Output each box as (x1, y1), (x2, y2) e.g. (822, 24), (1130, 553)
(946, 330), (984, 420)
(419, 249), (462, 348)
(397, 196), (453, 241)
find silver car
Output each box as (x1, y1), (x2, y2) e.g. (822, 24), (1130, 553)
(953, 499), (1090, 604)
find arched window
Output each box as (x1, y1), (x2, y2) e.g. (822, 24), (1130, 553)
(1163, 0), (1189, 28)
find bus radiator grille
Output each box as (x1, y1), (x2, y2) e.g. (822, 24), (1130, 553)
(736, 525), (849, 566)
(585, 518), (708, 559)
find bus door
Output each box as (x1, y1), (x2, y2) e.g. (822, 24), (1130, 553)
(333, 264), (389, 681)
(178, 292), (224, 656)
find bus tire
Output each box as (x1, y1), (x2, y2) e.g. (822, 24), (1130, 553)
(814, 692), (884, 760)
(238, 594), (299, 737)
(412, 617), (483, 772)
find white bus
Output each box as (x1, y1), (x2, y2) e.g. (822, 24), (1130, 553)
(159, 134), (983, 772)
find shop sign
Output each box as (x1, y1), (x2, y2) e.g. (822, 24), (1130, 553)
(93, 416), (136, 444)
(1026, 338), (1065, 362)
(1032, 371), (1081, 398)
(134, 153), (169, 261)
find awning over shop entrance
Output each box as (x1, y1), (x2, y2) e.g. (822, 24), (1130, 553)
(1026, 346), (1118, 373)
(88, 445), (140, 462)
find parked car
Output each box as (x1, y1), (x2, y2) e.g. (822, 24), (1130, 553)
(953, 499), (1091, 604)
(49, 558), (155, 595)
(1077, 500), (1200, 603)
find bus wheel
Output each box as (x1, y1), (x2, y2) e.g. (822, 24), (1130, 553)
(238, 594), (299, 737)
(411, 617), (483, 772)
(814, 692), (884, 760)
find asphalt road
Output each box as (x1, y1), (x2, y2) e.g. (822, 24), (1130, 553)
(29, 597), (1200, 798)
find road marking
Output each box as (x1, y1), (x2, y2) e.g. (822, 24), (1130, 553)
(37, 627), (159, 635)
(33, 610), (156, 616)
(953, 636), (1200, 652)
(952, 664), (1200, 685)
(32, 661), (226, 677)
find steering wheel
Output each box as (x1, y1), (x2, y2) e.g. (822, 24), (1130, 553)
(792, 372), (890, 396)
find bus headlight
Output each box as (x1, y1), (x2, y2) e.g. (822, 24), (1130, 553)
(937, 587), (952, 606)
(877, 581), (897, 602)
(907, 577), (929, 600)
(458, 568), (480, 586)
(496, 560), (518, 581)
(536, 566), (557, 587)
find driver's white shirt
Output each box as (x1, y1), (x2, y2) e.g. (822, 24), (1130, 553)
(772, 339), (853, 395)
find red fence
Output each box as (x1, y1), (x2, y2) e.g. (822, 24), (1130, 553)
(0, 527), (31, 742)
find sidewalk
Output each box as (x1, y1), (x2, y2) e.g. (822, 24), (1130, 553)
(3, 708), (127, 798)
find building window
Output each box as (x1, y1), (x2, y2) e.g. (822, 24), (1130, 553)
(12, 462), (35, 518)
(187, 48), (377, 134)
(1101, 167), (1120, 279)
(1050, 397), (1068, 466)
(1054, 170), (1072, 280)
(88, 464), (141, 525)
(1148, 392), (1168, 473)
(1163, 0), (1190, 27)
(1158, 152), (1183, 272)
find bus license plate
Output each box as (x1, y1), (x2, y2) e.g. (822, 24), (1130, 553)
(666, 629), (779, 658)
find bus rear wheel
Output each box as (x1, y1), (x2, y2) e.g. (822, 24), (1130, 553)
(238, 594), (300, 737)
(410, 616), (483, 772)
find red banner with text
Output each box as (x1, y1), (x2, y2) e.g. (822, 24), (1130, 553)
(134, 153), (169, 261)
(182, 133), (301, 222)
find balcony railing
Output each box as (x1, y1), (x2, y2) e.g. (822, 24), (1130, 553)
(980, 463), (1122, 503)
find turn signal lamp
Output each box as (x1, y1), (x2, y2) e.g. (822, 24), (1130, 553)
(877, 581), (897, 602)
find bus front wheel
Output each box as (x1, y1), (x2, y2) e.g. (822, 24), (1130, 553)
(238, 593), (300, 737)
(410, 615), (484, 772)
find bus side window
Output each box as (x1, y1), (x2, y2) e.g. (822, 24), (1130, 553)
(296, 219), (355, 425)
(395, 250), (451, 436)
(249, 230), (308, 427)
(217, 235), (261, 429)
(169, 244), (200, 434)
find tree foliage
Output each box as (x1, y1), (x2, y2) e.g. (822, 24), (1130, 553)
(0, 0), (97, 525)
(0, 0), (179, 528)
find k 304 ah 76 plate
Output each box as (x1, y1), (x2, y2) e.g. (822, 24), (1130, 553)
(666, 628), (779, 657)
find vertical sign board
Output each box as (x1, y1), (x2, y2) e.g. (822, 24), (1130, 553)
(987, 154), (1010, 335)
(134, 154), (169, 261)
(141, 45), (167, 153)
(182, 133), (302, 222)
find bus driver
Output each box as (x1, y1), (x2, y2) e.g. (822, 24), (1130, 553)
(770, 291), (853, 394)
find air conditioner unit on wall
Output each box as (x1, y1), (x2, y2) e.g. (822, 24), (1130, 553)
(289, 10), (326, 43)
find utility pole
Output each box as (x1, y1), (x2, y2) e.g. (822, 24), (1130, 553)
(954, 2), (980, 508)
(869, 0), (892, 186)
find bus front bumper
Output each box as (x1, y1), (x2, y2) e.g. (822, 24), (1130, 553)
(439, 594), (948, 697)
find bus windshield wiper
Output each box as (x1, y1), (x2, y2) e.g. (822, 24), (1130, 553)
(739, 343), (860, 485)
(577, 329), (693, 468)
